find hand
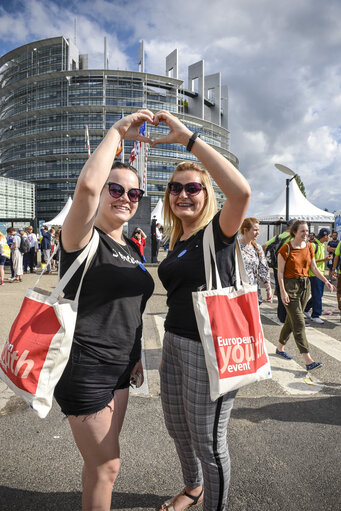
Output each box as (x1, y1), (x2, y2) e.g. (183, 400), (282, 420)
(264, 292), (273, 303)
(280, 290), (290, 305)
(325, 281), (336, 292)
(150, 110), (192, 147)
(113, 109), (154, 143)
(130, 359), (144, 387)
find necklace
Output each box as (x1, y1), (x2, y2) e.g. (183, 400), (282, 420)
(109, 236), (132, 257)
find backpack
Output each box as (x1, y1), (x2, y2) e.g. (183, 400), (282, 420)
(265, 234), (288, 269)
(19, 235), (30, 254)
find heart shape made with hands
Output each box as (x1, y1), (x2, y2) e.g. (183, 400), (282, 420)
(132, 109), (190, 147)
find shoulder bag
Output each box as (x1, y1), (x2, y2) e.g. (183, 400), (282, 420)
(192, 221), (271, 401)
(0, 230), (99, 418)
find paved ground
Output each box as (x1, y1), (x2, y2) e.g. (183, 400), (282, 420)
(0, 259), (340, 510)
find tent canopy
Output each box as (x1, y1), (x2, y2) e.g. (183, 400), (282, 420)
(45, 197), (73, 226)
(151, 198), (164, 225)
(258, 179), (334, 223)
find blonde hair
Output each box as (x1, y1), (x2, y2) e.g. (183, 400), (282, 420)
(0, 232), (5, 242)
(164, 161), (217, 250)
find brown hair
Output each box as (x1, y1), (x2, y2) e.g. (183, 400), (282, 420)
(240, 217), (259, 234)
(289, 220), (308, 237)
(163, 161), (217, 250)
(240, 217), (262, 256)
(111, 161), (141, 186)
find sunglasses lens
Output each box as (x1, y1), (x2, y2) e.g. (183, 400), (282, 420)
(128, 189), (144, 203)
(168, 182), (183, 195)
(108, 183), (124, 198)
(185, 183), (203, 195)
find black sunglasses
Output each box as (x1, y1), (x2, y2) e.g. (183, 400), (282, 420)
(168, 181), (206, 196)
(105, 182), (144, 203)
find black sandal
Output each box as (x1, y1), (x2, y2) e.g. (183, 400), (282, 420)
(160, 488), (204, 510)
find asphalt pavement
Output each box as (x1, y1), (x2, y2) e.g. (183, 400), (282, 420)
(0, 259), (340, 511)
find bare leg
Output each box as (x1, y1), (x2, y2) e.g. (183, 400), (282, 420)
(68, 388), (129, 511)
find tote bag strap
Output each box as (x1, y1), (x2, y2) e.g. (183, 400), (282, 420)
(203, 221), (249, 291)
(33, 230), (99, 299)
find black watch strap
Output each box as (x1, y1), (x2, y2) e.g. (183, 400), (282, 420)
(186, 132), (200, 152)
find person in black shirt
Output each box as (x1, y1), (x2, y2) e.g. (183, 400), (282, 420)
(154, 110), (251, 511)
(54, 110), (154, 511)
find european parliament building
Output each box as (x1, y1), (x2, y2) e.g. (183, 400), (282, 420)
(0, 36), (238, 222)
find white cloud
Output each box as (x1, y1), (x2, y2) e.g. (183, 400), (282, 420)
(1, 0), (341, 213)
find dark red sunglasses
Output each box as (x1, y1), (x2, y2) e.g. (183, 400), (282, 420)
(168, 181), (206, 196)
(105, 182), (144, 203)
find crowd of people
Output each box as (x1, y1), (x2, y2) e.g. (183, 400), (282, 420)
(0, 225), (60, 284)
(1, 108), (340, 511)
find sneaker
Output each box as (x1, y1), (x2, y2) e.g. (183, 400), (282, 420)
(8, 277), (16, 282)
(0, 281), (4, 285)
(304, 311), (312, 319)
(276, 348), (293, 360)
(311, 317), (324, 324)
(306, 361), (323, 371)
(305, 321), (311, 327)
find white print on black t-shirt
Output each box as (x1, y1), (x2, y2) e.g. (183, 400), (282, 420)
(112, 248), (139, 265)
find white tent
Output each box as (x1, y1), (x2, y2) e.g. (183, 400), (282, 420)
(45, 197), (73, 226)
(151, 198), (164, 225)
(258, 179), (334, 223)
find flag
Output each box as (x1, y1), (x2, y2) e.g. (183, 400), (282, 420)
(139, 122), (146, 137)
(116, 141), (123, 157)
(129, 144), (137, 164)
(116, 112), (123, 157)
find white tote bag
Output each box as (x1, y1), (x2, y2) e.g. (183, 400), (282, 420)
(0, 230), (99, 418)
(192, 221), (271, 401)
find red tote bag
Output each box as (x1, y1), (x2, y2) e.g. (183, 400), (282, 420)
(0, 230), (99, 418)
(192, 221), (271, 401)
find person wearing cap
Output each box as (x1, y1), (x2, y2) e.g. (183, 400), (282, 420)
(331, 239), (341, 322)
(262, 219), (294, 323)
(304, 228), (332, 324)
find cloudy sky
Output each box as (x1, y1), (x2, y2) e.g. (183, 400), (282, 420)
(1, 0), (340, 215)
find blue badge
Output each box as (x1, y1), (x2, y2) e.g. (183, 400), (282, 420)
(139, 262), (147, 271)
(178, 249), (187, 258)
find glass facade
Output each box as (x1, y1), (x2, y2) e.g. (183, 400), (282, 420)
(0, 36), (238, 222)
(0, 176), (35, 220)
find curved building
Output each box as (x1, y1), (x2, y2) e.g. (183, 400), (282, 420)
(0, 36), (238, 222)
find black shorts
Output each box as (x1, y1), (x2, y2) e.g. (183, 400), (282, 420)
(54, 343), (133, 416)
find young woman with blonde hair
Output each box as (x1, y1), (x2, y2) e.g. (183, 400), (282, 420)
(154, 110), (251, 511)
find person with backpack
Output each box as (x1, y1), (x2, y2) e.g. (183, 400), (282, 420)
(40, 225), (52, 274)
(304, 228), (332, 324)
(9, 227), (23, 282)
(263, 219), (294, 322)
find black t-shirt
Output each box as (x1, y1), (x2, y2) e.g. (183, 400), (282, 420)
(60, 227), (154, 365)
(158, 212), (237, 341)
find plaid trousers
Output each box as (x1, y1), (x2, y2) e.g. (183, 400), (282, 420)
(160, 331), (237, 511)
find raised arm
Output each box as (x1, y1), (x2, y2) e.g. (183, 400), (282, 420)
(62, 110), (153, 252)
(151, 110), (251, 237)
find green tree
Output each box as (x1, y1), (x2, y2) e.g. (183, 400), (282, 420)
(295, 174), (306, 197)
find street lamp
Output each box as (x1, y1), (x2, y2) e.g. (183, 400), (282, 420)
(274, 164), (297, 222)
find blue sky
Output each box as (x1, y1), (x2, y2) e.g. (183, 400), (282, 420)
(1, 0), (341, 215)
